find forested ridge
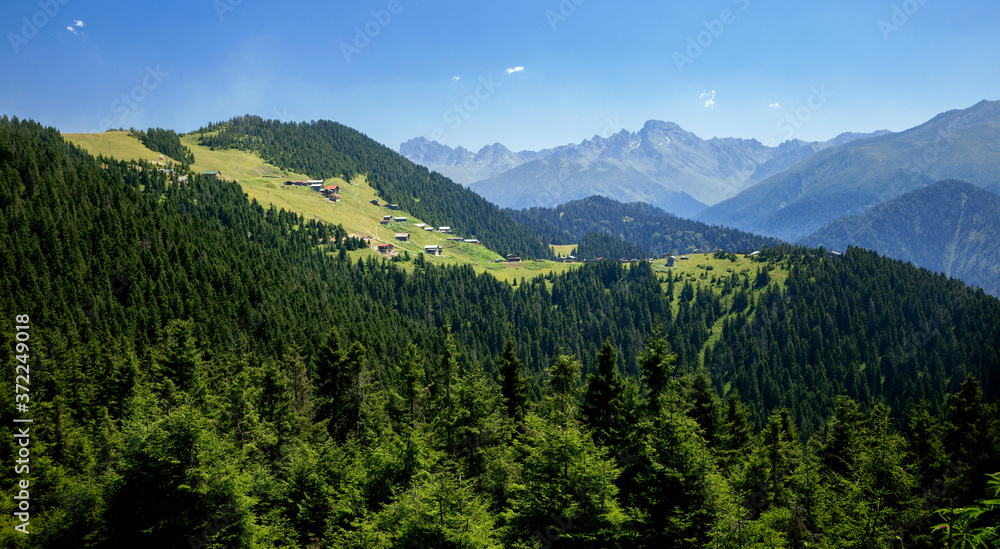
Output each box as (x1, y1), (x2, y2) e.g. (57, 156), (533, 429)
(1, 116), (999, 548)
(570, 231), (654, 260)
(510, 195), (786, 256)
(128, 127), (195, 168)
(196, 115), (550, 258)
(801, 179), (1000, 298)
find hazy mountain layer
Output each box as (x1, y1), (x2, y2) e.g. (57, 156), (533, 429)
(699, 100), (1000, 241)
(403, 123), (887, 217)
(801, 180), (1000, 297)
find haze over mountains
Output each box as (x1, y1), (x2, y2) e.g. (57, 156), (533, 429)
(801, 180), (1000, 297)
(402, 100), (1000, 297)
(401, 124), (889, 218)
(699, 100), (1000, 241)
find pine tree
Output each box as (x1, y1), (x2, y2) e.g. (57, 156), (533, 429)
(498, 340), (529, 426)
(581, 340), (638, 449)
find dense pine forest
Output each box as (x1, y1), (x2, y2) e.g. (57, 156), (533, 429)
(569, 231), (653, 261)
(196, 115), (550, 258)
(1, 116), (999, 548)
(509, 195), (787, 256)
(128, 127), (196, 168)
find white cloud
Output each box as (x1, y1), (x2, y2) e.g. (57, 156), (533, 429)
(506, 66), (525, 74)
(769, 102), (781, 108)
(452, 75), (460, 82)
(700, 90), (716, 108)
(67, 20), (85, 35)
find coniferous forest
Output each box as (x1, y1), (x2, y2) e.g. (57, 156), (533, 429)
(197, 116), (550, 259)
(509, 195), (787, 257)
(128, 128), (196, 169)
(1, 116), (999, 548)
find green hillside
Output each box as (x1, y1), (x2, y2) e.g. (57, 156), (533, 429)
(801, 180), (1000, 297)
(195, 115), (552, 258)
(65, 131), (539, 268)
(65, 130), (176, 165)
(510, 195), (785, 255)
(3, 116), (1000, 548)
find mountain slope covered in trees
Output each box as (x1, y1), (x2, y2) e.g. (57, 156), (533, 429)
(510, 195), (785, 256)
(129, 127), (195, 167)
(571, 231), (654, 260)
(1, 116), (998, 548)
(801, 180), (1000, 297)
(196, 115), (551, 258)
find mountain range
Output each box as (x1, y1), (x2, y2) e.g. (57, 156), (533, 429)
(401, 125), (889, 218)
(698, 100), (1000, 241)
(404, 100), (1000, 297)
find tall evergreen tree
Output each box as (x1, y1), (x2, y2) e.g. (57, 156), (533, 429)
(498, 340), (529, 427)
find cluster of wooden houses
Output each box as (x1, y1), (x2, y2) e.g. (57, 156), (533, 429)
(367, 199), (486, 259)
(285, 180), (341, 202)
(494, 254), (522, 263)
(375, 241), (440, 256)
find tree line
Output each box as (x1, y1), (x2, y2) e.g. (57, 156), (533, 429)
(128, 127), (196, 168)
(510, 195), (786, 256)
(0, 115), (997, 548)
(196, 115), (551, 258)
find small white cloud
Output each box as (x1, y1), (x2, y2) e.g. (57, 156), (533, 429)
(506, 66), (525, 74)
(67, 20), (85, 35)
(700, 90), (716, 108)
(74, 20), (85, 27)
(452, 75), (460, 82)
(769, 102), (781, 108)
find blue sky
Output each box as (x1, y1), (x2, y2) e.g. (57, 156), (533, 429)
(2, 0), (998, 152)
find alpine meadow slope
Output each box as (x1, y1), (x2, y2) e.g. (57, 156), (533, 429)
(196, 115), (552, 258)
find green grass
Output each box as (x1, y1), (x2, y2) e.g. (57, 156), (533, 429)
(549, 244), (576, 256)
(65, 131), (172, 165)
(647, 253), (791, 370)
(473, 260), (581, 285)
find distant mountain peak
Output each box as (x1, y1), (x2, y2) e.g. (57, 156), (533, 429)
(402, 121), (897, 213)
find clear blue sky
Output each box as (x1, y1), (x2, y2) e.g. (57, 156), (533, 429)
(2, 0), (998, 152)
